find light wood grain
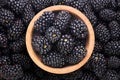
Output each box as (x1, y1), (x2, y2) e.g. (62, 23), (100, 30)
(26, 5), (95, 74)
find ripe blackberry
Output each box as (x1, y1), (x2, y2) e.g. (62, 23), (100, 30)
(62, 0), (74, 5)
(93, 41), (103, 52)
(102, 70), (119, 80)
(53, 11), (71, 31)
(31, 0), (52, 12)
(104, 41), (120, 56)
(0, 64), (24, 80)
(69, 0), (88, 11)
(42, 52), (65, 68)
(108, 21), (120, 40)
(0, 0), (8, 7)
(9, 36), (25, 53)
(95, 23), (110, 43)
(67, 45), (87, 65)
(0, 33), (8, 48)
(45, 27), (61, 43)
(99, 9), (117, 21)
(34, 11), (54, 34)
(0, 8), (14, 27)
(8, 0), (28, 15)
(57, 34), (74, 54)
(21, 73), (37, 80)
(90, 53), (107, 78)
(107, 56), (120, 69)
(22, 3), (35, 25)
(12, 54), (32, 70)
(70, 19), (88, 39)
(0, 56), (11, 66)
(32, 35), (51, 55)
(7, 19), (25, 41)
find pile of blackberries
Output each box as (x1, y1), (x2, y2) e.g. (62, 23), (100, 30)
(0, 0), (120, 80)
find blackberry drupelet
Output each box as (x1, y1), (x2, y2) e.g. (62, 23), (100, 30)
(32, 35), (51, 55)
(99, 9), (117, 21)
(0, 56), (11, 66)
(0, 8), (14, 27)
(8, 0), (28, 15)
(0, 33), (8, 48)
(102, 70), (119, 80)
(67, 45), (87, 65)
(21, 73), (37, 80)
(7, 19), (25, 41)
(108, 21), (120, 40)
(70, 19), (88, 39)
(104, 41), (120, 56)
(42, 52), (65, 68)
(0, 64), (24, 80)
(57, 34), (74, 54)
(34, 11), (54, 34)
(95, 23), (110, 43)
(107, 56), (120, 69)
(53, 11), (71, 31)
(45, 27), (61, 43)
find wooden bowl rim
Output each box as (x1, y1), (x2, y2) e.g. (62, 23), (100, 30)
(26, 5), (95, 74)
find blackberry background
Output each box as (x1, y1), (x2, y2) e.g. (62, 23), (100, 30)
(0, 0), (120, 80)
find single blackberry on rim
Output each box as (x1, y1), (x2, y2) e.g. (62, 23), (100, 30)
(102, 70), (119, 80)
(32, 35), (51, 55)
(0, 56), (11, 66)
(70, 19), (88, 39)
(34, 11), (55, 34)
(0, 8), (14, 27)
(7, 0), (28, 15)
(95, 23), (110, 43)
(0, 33), (8, 48)
(53, 11), (71, 31)
(7, 19), (25, 41)
(57, 34), (74, 54)
(104, 41), (120, 56)
(99, 9), (117, 21)
(45, 26), (61, 43)
(0, 64), (24, 80)
(21, 73), (37, 80)
(108, 21), (120, 40)
(107, 56), (120, 69)
(42, 52), (65, 68)
(67, 45), (87, 65)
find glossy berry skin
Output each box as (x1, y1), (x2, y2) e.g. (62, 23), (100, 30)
(32, 36), (51, 55)
(0, 33), (8, 48)
(57, 34), (74, 54)
(42, 52), (65, 68)
(45, 27), (61, 43)
(70, 19), (88, 39)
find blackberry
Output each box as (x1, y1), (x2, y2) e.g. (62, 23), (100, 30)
(99, 9), (117, 21)
(31, 0), (52, 12)
(0, 64), (23, 80)
(0, 0), (8, 7)
(52, 0), (60, 5)
(67, 45), (87, 65)
(69, 0), (88, 11)
(0, 56), (11, 66)
(42, 52), (65, 68)
(107, 56), (120, 69)
(0, 8), (14, 27)
(95, 24), (110, 43)
(108, 0), (117, 10)
(9, 36), (25, 53)
(102, 70), (119, 80)
(108, 21), (120, 40)
(8, 0), (28, 15)
(104, 41), (120, 56)
(12, 54), (32, 70)
(53, 11), (71, 31)
(90, 53), (107, 78)
(57, 34), (74, 54)
(93, 41), (103, 52)
(21, 73), (37, 80)
(32, 35), (51, 55)
(62, 0), (74, 5)
(0, 33), (8, 48)
(70, 19), (88, 39)
(34, 11), (54, 34)
(22, 3), (35, 25)
(45, 27), (61, 43)
(7, 19), (25, 41)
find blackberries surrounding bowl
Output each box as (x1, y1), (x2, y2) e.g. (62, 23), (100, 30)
(26, 5), (95, 74)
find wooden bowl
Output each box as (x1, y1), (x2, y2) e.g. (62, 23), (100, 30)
(26, 5), (95, 74)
